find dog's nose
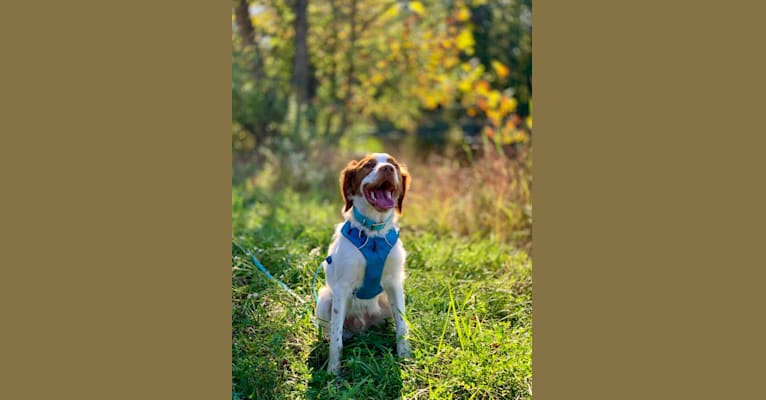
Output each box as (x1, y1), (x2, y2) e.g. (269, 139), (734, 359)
(380, 165), (394, 174)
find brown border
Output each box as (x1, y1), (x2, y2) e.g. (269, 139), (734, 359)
(4, 0), (766, 399)
(1, 1), (231, 399)
(534, 1), (766, 399)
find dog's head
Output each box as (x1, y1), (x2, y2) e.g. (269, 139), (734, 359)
(340, 153), (410, 214)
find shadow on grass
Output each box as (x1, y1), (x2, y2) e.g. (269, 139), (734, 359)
(305, 322), (403, 400)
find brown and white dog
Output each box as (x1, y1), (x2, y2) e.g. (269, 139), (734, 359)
(316, 152), (411, 375)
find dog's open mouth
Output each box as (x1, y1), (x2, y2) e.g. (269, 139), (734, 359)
(364, 180), (396, 210)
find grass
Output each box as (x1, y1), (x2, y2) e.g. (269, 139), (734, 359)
(232, 150), (532, 399)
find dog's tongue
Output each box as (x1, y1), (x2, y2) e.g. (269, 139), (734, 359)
(371, 189), (395, 209)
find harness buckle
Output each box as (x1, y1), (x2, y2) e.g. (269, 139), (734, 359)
(371, 221), (386, 229)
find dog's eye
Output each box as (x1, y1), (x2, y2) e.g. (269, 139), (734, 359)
(364, 162), (374, 169)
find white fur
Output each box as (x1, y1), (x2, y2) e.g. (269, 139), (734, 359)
(316, 153), (411, 375)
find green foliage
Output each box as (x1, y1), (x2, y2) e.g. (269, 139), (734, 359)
(232, 0), (532, 155)
(232, 32), (290, 151)
(471, 0), (532, 114)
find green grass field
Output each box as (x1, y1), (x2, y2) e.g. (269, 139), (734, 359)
(232, 154), (532, 399)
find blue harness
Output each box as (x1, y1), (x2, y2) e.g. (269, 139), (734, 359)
(325, 210), (400, 299)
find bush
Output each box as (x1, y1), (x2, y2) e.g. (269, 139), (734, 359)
(405, 146), (532, 249)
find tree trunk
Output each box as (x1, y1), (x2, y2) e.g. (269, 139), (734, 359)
(233, 0), (264, 80)
(339, 0), (357, 132)
(323, 0), (340, 138)
(292, 0), (310, 104)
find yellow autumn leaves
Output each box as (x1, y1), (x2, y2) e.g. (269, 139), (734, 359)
(324, 0), (529, 144)
(456, 29), (475, 55)
(464, 75), (529, 145)
(492, 60), (510, 78)
(409, 1), (425, 16)
(384, 1), (425, 19)
(398, 1), (527, 144)
(456, 6), (471, 22)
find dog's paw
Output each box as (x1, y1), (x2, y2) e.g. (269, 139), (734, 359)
(397, 340), (411, 358)
(327, 361), (341, 375)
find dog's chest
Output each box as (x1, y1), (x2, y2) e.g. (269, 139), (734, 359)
(337, 222), (398, 298)
(330, 231), (403, 289)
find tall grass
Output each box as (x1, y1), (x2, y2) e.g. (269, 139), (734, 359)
(405, 147), (532, 250)
(234, 143), (532, 248)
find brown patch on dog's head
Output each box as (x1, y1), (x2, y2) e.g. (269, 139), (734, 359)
(340, 156), (376, 211)
(340, 160), (358, 212)
(396, 163), (410, 214)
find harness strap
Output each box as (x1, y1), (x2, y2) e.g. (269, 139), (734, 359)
(340, 220), (400, 299)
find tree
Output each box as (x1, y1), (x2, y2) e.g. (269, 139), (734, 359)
(232, 0), (532, 152)
(291, 0), (310, 104)
(232, 0), (291, 148)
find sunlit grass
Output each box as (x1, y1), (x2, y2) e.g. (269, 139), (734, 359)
(232, 149), (532, 399)
(405, 149), (532, 251)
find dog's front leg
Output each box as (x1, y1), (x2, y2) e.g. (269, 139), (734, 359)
(328, 285), (351, 375)
(385, 283), (411, 357)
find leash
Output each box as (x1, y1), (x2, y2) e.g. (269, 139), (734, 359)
(233, 239), (324, 305)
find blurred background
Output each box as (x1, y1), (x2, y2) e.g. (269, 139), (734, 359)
(232, 0), (532, 249)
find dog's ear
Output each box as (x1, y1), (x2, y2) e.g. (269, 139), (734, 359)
(340, 160), (358, 212)
(397, 165), (410, 214)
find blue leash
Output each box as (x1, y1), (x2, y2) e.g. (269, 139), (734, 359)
(232, 239), (323, 305)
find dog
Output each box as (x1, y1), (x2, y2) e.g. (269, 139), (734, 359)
(315, 152), (412, 375)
